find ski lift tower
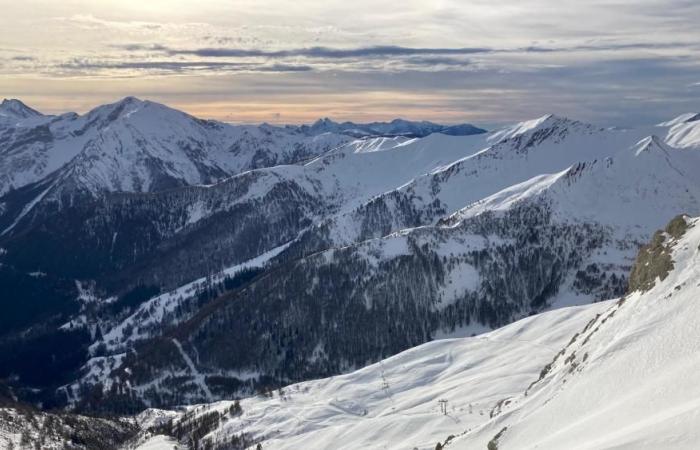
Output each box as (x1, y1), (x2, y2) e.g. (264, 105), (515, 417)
(438, 399), (448, 415)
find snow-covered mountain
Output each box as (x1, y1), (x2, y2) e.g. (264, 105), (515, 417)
(0, 404), (136, 449)
(0, 98), (43, 121)
(128, 301), (613, 450)
(125, 214), (700, 450)
(295, 117), (486, 138)
(455, 214), (700, 450)
(51, 111), (700, 411)
(0, 96), (350, 199)
(2, 101), (700, 418)
(659, 112), (700, 149)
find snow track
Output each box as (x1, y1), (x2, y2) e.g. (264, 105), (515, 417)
(172, 339), (213, 402)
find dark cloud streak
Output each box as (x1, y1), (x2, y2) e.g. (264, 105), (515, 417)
(118, 44), (493, 58)
(116, 41), (699, 60)
(57, 59), (313, 73)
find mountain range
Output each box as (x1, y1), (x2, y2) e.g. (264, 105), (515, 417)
(1, 97), (700, 447)
(293, 117), (487, 138)
(126, 214), (700, 450)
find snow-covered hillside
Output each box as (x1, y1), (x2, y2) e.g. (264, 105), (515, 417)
(59, 110), (700, 410)
(3, 101), (700, 418)
(0, 405), (136, 449)
(453, 215), (700, 449)
(130, 300), (614, 450)
(129, 214), (700, 450)
(659, 112), (700, 149)
(294, 113), (700, 256)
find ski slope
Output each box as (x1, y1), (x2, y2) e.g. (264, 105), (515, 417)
(455, 215), (700, 449)
(132, 215), (700, 450)
(133, 301), (613, 449)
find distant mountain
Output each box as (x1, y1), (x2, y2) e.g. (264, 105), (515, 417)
(0, 98), (43, 120)
(0, 97), (351, 199)
(294, 117), (487, 138)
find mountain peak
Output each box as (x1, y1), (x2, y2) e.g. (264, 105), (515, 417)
(85, 96), (164, 125)
(684, 113), (700, 123)
(117, 95), (144, 105)
(632, 135), (671, 156)
(487, 113), (580, 143)
(659, 112), (700, 127)
(0, 98), (43, 119)
(659, 113), (700, 149)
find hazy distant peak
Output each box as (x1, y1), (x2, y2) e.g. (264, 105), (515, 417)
(0, 98), (43, 119)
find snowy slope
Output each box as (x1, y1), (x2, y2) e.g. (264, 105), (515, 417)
(453, 215), (700, 450)
(659, 112), (700, 149)
(130, 300), (613, 450)
(300, 114), (673, 250)
(265, 114), (700, 319)
(128, 215), (700, 450)
(5, 104), (700, 418)
(451, 134), (700, 235)
(68, 112), (700, 410)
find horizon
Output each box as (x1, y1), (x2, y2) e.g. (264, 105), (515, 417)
(1, 1), (699, 126)
(3, 95), (695, 130)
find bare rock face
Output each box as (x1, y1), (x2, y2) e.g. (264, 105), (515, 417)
(627, 214), (690, 293)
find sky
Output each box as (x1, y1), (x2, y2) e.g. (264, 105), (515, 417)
(0, 0), (699, 127)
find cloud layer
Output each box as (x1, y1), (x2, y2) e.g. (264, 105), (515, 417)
(1, 1), (698, 125)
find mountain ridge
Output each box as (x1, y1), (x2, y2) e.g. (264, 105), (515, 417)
(2, 101), (700, 417)
(121, 214), (700, 450)
(295, 116), (487, 138)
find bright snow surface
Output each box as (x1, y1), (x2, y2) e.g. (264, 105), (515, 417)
(458, 216), (700, 449)
(135, 301), (613, 449)
(136, 217), (700, 450)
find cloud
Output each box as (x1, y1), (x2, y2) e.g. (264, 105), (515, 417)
(161, 45), (493, 59)
(55, 58), (312, 74)
(521, 41), (698, 53)
(62, 14), (165, 31)
(113, 43), (169, 52)
(3, 1), (699, 126)
(402, 56), (472, 67)
(117, 41), (699, 63)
